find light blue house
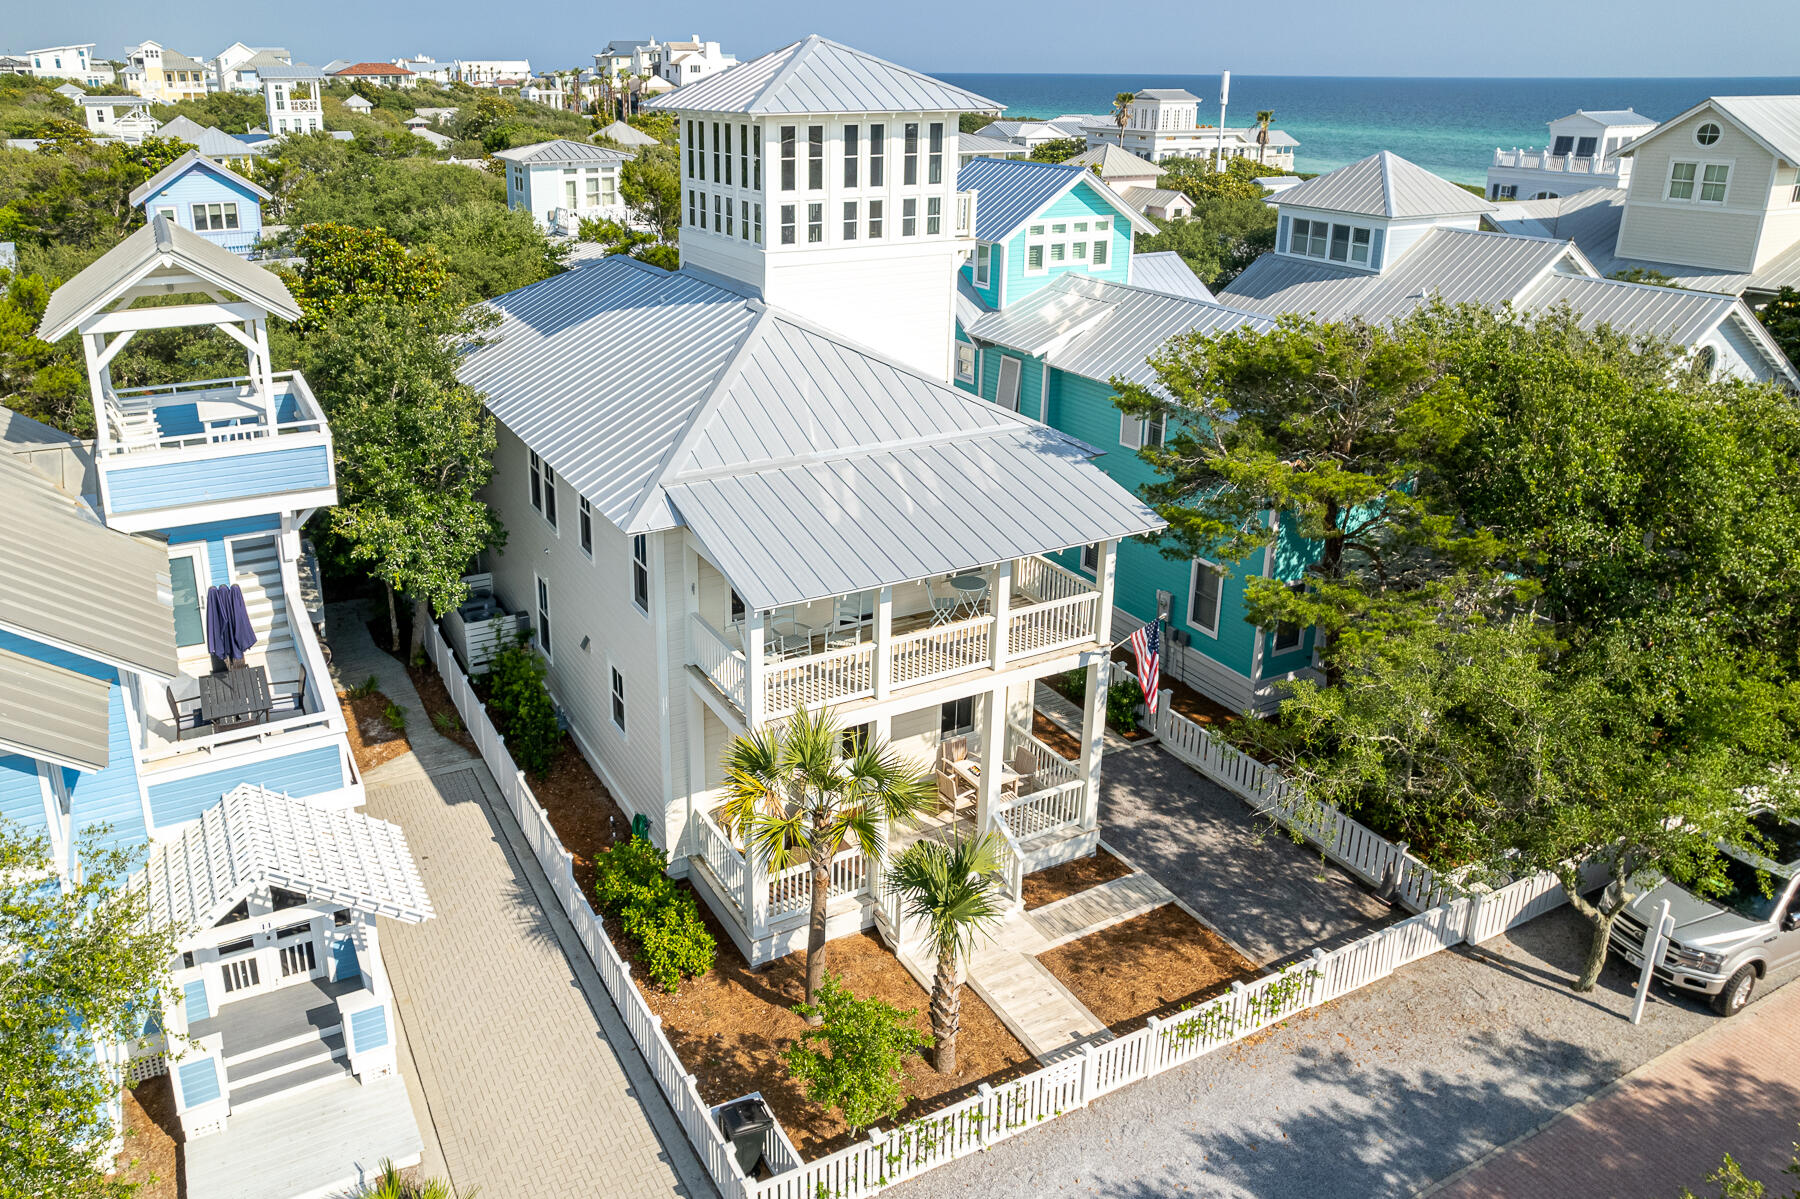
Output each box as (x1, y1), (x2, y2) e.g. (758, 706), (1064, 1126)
(19, 217), (434, 1196)
(953, 156), (1323, 713)
(495, 138), (634, 234)
(127, 149), (270, 257)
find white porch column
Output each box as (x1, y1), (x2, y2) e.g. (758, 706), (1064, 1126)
(989, 560), (1013, 670)
(975, 683), (1005, 835)
(250, 318), (276, 428)
(1078, 656), (1106, 832)
(869, 712), (894, 894)
(745, 842), (770, 942)
(84, 332), (109, 453)
(873, 585), (893, 699)
(743, 614), (766, 726)
(1095, 539), (1118, 643)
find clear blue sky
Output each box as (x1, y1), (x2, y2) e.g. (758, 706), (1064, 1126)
(12, 0), (1798, 77)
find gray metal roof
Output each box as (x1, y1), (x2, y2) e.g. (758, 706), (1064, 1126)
(0, 647), (114, 772)
(1063, 143), (1162, 178)
(256, 64), (329, 81)
(957, 133), (1025, 158)
(957, 157), (1156, 243)
(1130, 251), (1214, 300)
(1136, 88), (1200, 102)
(597, 120), (660, 147)
(0, 450), (177, 680)
(491, 139), (634, 165)
(1276, 152), (1495, 219)
(461, 254), (1163, 609)
(970, 274), (1273, 388)
(153, 117), (259, 161)
(128, 147), (269, 206)
(641, 35), (999, 116)
(1524, 272), (1736, 344)
(1709, 97), (1800, 162)
(954, 271), (992, 331)
(1560, 108), (1654, 126)
(1122, 186), (1191, 213)
(38, 216), (299, 343)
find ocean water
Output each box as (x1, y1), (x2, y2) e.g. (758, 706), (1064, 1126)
(933, 74), (1800, 184)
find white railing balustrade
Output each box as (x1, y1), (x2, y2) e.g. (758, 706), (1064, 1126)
(689, 614), (748, 710)
(995, 779), (1086, 841)
(888, 615), (993, 688)
(1012, 555), (1095, 604)
(767, 846), (869, 918)
(763, 641), (876, 718)
(1007, 592), (1098, 658)
(693, 809), (748, 918)
(1490, 148), (1619, 175)
(1007, 723), (1080, 787)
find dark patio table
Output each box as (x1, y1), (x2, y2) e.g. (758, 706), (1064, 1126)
(198, 664), (272, 732)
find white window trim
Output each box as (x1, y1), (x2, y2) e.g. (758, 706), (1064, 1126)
(1121, 412), (1163, 450)
(1693, 121), (1722, 147)
(973, 243), (990, 287)
(995, 354), (1023, 412)
(631, 533), (651, 617)
(1666, 158), (1733, 205)
(534, 573), (553, 663)
(1186, 559), (1223, 639)
(955, 342), (977, 385)
(578, 496), (593, 559)
(610, 665), (627, 733)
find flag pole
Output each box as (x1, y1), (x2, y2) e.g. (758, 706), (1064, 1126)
(1216, 70), (1231, 173)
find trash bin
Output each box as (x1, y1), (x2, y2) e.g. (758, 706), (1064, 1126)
(716, 1096), (773, 1178)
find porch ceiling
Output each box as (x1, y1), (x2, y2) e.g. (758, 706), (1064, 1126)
(137, 783), (433, 936)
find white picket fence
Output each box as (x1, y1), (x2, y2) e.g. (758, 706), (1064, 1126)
(421, 619), (1585, 1199)
(421, 621), (758, 1199)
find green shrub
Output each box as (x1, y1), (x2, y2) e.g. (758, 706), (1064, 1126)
(1106, 680), (1142, 733)
(348, 674), (382, 699)
(382, 701), (407, 732)
(784, 974), (927, 1135)
(431, 709), (462, 735)
(594, 837), (715, 992)
(485, 637), (560, 776)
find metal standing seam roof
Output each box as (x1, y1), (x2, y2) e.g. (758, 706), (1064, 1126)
(641, 35), (1000, 116)
(255, 64), (330, 81)
(137, 785), (434, 937)
(596, 120), (661, 147)
(37, 215), (299, 343)
(491, 139), (635, 165)
(956, 133), (1026, 158)
(1620, 97), (1800, 165)
(150, 120), (260, 163)
(1064, 143), (1163, 178)
(1129, 251), (1214, 300)
(461, 254), (1165, 610)
(1121, 186), (1192, 213)
(0, 450), (177, 680)
(1561, 108), (1655, 126)
(0, 647), (114, 772)
(1520, 271), (1737, 344)
(128, 148), (269, 206)
(1135, 88), (1200, 102)
(957, 157), (1157, 243)
(970, 274), (1274, 388)
(1276, 151), (1496, 220)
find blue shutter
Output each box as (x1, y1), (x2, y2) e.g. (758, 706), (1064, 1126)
(350, 1005), (389, 1053)
(1278, 214), (1290, 253)
(332, 935), (362, 981)
(1369, 227), (1385, 271)
(177, 1058), (221, 1106)
(182, 979), (210, 1023)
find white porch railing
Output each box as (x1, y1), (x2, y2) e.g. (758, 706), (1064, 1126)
(767, 846), (869, 919)
(693, 808), (747, 916)
(888, 615), (993, 688)
(995, 779), (1086, 841)
(689, 614), (748, 711)
(1490, 148), (1619, 175)
(1007, 723), (1080, 787)
(1007, 592), (1099, 658)
(764, 641), (876, 719)
(1013, 555), (1094, 604)
(955, 189), (977, 236)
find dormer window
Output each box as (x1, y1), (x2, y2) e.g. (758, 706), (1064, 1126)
(1694, 122), (1721, 146)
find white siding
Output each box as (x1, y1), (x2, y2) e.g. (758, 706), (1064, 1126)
(1617, 107), (1775, 272)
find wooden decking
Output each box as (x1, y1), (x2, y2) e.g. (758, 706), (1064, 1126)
(188, 975), (359, 1056)
(183, 1075), (422, 1199)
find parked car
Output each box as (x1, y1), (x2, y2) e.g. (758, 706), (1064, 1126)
(1610, 813), (1800, 1016)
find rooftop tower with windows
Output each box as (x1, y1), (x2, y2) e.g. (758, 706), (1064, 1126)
(644, 35), (998, 380)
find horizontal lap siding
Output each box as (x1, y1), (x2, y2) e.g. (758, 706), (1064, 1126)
(162, 514), (283, 581)
(141, 169), (264, 240)
(67, 680), (149, 855)
(0, 755), (47, 832)
(105, 446), (331, 513)
(145, 744), (345, 828)
(1001, 181), (1135, 308)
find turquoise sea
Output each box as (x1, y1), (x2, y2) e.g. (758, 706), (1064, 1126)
(933, 74), (1800, 184)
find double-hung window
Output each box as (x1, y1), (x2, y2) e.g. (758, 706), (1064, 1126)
(808, 202), (823, 243)
(712, 121), (722, 182)
(721, 123), (732, 185)
(697, 120), (706, 181)
(190, 202), (240, 231)
(974, 243), (990, 286)
(843, 201), (858, 240)
(844, 123), (859, 187)
(540, 459), (558, 529)
(1700, 163), (1730, 203)
(955, 342), (977, 384)
(725, 198), (734, 237)
(903, 122), (919, 185)
(1270, 583), (1306, 653)
(1119, 412), (1164, 449)
(927, 121), (943, 184)
(868, 199), (883, 238)
(869, 124), (885, 185)
(781, 203), (796, 244)
(578, 497), (592, 556)
(754, 203), (763, 244)
(780, 125), (796, 190)
(926, 196), (941, 235)
(740, 199), (750, 240)
(535, 575), (553, 658)
(739, 123), (750, 184)
(1667, 161), (1698, 200)
(611, 668), (626, 732)
(713, 193), (723, 233)
(902, 198), (917, 237)
(1289, 217), (1329, 257)
(1080, 543), (1100, 575)
(528, 450), (543, 512)
(808, 124), (824, 189)
(631, 533), (649, 612)
(1188, 561), (1222, 636)
(753, 125), (762, 188)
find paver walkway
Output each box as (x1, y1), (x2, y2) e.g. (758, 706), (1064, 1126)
(1425, 968), (1800, 1199)
(328, 604), (710, 1199)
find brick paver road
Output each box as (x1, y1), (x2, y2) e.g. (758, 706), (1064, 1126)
(367, 766), (705, 1198)
(1427, 968), (1800, 1199)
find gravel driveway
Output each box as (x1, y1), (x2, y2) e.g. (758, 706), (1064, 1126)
(888, 903), (1800, 1199)
(1098, 746), (1394, 965)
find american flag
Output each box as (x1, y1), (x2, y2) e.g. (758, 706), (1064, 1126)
(1129, 620), (1161, 715)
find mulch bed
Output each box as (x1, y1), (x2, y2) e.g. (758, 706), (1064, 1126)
(338, 690), (411, 773)
(108, 1075), (179, 1199)
(1046, 665), (1154, 742)
(1030, 711), (1082, 760)
(404, 659), (478, 758)
(641, 921), (1034, 1159)
(1109, 646), (1240, 730)
(1037, 904), (1262, 1034)
(1021, 849), (1135, 911)
(527, 737), (632, 896)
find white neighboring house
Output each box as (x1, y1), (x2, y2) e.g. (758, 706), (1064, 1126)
(453, 59), (531, 85)
(497, 139), (633, 232)
(594, 39), (652, 83)
(1081, 89), (1298, 168)
(121, 41), (210, 102)
(1216, 150), (1799, 387)
(643, 34), (993, 380)
(1063, 143), (1194, 220)
(12, 43), (111, 87)
(212, 44), (290, 92)
(655, 37), (737, 86)
(1486, 108), (1656, 199)
(972, 120), (1069, 151)
(259, 64), (328, 137)
(392, 56), (452, 83)
(79, 95), (161, 142)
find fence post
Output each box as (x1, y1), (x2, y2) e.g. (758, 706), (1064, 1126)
(1308, 948), (1327, 1002)
(1157, 688), (1173, 737)
(1077, 1043), (1096, 1106)
(975, 1083), (994, 1148)
(1465, 889), (1485, 943)
(1144, 1015), (1162, 1074)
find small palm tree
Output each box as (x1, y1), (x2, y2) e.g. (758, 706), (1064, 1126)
(1111, 91), (1135, 137)
(723, 707), (934, 1019)
(355, 1160), (477, 1198)
(886, 834), (1006, 1075)
(1255, 110), (1275, 165)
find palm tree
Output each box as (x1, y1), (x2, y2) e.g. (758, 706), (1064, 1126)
(354, 1159), (477, 1198)
(1255, 110), (1275, 165)
(723, 707), (934, 1019)
(1111, 92), (1135, 143)
(886, 833), (1006, 1075)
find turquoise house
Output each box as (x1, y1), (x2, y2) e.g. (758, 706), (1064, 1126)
(955, 157), (1323, 713)
(127, 149), (270, 257)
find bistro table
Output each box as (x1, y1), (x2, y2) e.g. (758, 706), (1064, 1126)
(948, 574), (989, 620)
(950, 758), (1022, 801)
(198, 663), (272, 733)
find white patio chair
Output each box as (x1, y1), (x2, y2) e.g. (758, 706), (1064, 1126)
(928, 580), (959, 626)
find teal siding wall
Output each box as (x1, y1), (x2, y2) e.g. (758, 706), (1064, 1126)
(952, 324), (980, 395)
(105, 445), (331, 514)
(162, 515), (282, 580)
(0, 754), (46, 833)
(146, 743), (344, 828)
(977, 346), (1046, 420)
(995, 181), (1135, 309)
(66, 681), (148, 856)
(960, 242), (1006, 309)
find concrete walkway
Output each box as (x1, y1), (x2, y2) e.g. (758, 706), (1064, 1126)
(327, 603), (711, 1199)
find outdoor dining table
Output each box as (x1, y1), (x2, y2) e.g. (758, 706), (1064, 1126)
(950, 758), (1021, 799)
(948, 574), (989, 620)
(198, 663), (272, 733)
